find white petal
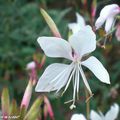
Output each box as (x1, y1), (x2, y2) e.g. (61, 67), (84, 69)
(105, 103), (119, 120)
(90, 110), (102, 120)
(69, 25), (96, 57)
(76, 13), (85, 27)
(95, 17), (106, 30)
(105, 17), (114, 33)
(37, 37), (72, 60)
(71, 114), (86, 120)
(68, 23), (80, 34)
(95, 4), (120, 29)
(68, 13), (85, 34)
(81, 56), (110, 84)
(35, 63), (73, 92)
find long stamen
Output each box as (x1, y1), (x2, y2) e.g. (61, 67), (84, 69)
(70, 67), (78, 109)
(78, 65), (93, 97)
(61, 66), (76, 96)
(77, 64), (80, 100)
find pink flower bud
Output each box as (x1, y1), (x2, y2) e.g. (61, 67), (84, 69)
(26, 61), (36, 70)
(26, 61), (37, 85)
(21, 80), (33, 109)
(91, 0), (97, 20)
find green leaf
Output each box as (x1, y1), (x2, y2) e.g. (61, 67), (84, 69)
(19, 106), (26, 120)
(10, 99), (19, 120)
(24, 97), (43, 120)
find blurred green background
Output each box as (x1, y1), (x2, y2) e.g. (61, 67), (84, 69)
(0, 0), (120, 120)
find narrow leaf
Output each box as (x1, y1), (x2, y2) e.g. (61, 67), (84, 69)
(40, 8), (61, 38)
(24, 97), (43, 120)
(10, 99), (20, 120)
(1, 88), (10, 120)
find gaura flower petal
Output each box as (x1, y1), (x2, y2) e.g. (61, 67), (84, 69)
(69, 26), (96, 57)
(105, 17), (114, 33)
(95, 4), (120, 30)
(90, 110), (102, 120)
(37, 37), (73, 60)
(81, 56), (110, 84)
(35, 63), (73, 92)
(71, 114), (86, 120)
(95, 17), (106, 30)
(105, 104), (119, 120)
(76, 12), (85, 27)
(68, 13), (85, 34)
(68, 23), (81, 34)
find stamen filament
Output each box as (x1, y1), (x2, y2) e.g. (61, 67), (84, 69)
(78, 65), (93, 96)
(77, 64), (80, 100)
(61, 65), (76, 96)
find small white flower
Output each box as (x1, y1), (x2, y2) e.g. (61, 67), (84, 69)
(71, 104), (119, 120)
(95, 4), (120, 33)
(26, 61), (36, 70)
(68, 13), (86, 34)
(71, 114), (86, 120)
(35, 26), (110, 108)
(90, 103), (119, 120)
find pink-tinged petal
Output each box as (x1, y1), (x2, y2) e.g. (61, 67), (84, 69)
(95, 4), (120, 29)
(69, 25), (96, 57)
(26, 61), (36, 70)
(71, 114), (86, 120)
(115, 23), (120, 41)
(105, 17), (114, 33)
(105, 103), (119, 120)
(90, 110), (102, 120)
(37, 37), (73, 60)
(95, 16), (106, 30)
(35, 63), (74, 92)
(81, 56), (110, 84)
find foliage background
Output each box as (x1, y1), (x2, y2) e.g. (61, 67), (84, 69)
(0, 0), (120, 120)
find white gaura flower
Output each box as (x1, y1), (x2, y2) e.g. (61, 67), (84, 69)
(71, 114), (86, 120)
(90, 103), (119, 120)
(71, 104), (119, 120)
(68, 13), (85, 34)
(35, 25), (110, 109)
(95, 4), (120, 33)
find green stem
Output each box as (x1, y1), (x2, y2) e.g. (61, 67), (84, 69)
(97, 27), (117, 43)
(85, 89), (90, 120)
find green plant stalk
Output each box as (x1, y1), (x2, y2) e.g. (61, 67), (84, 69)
(85, 89), (90, 120)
